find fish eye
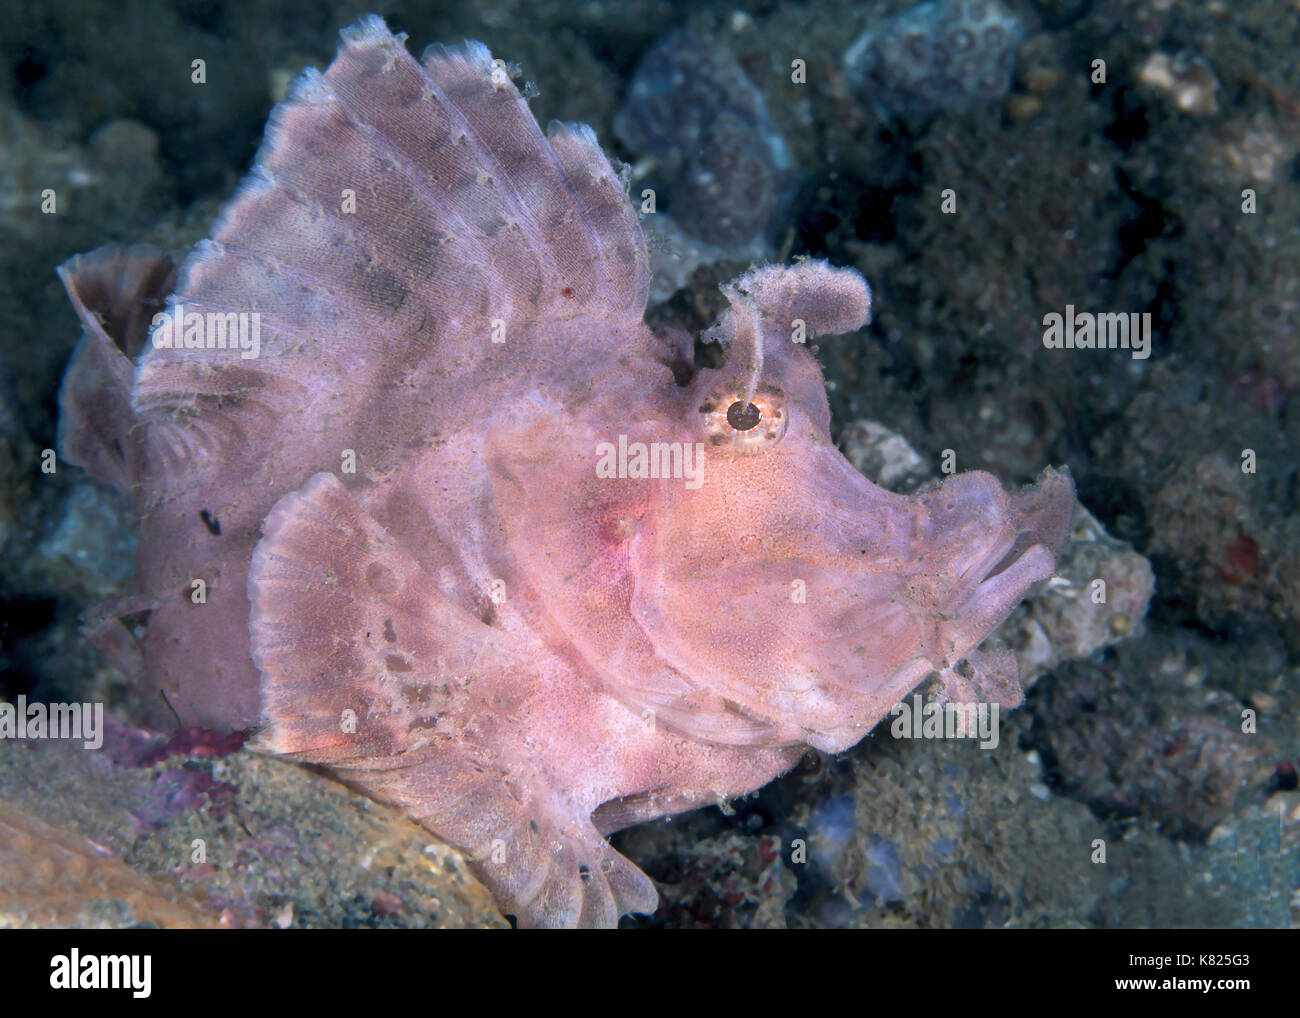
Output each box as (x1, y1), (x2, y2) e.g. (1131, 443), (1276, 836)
(727, 400), (762, 431)
(698, 382), (789, 453)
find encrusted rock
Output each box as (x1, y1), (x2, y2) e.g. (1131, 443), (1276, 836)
(844, 0), (1026, 118)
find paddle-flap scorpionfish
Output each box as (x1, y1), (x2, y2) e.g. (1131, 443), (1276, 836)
(58, 16), (1074, 927)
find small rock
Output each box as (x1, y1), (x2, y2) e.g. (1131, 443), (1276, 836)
(1137, 51), (1219, 115)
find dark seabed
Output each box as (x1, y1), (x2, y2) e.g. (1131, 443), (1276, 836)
(0, 0), (1296, 928)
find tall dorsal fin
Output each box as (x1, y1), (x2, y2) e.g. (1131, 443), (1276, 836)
(131, 17), (655, 490)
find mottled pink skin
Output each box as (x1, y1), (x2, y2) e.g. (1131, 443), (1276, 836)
(59, 18), (1073, 927)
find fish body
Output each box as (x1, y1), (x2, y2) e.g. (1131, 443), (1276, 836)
(58, 17), (1073, 927)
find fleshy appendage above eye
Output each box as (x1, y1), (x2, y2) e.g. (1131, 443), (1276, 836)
(697, 382), (789, 454)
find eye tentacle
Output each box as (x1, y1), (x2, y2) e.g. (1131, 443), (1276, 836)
(702, 279), (765, 407)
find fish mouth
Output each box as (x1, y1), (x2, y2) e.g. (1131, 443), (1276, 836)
(904, 469), (1072, 667)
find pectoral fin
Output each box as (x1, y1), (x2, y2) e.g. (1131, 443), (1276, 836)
(246, 470), (656, 926)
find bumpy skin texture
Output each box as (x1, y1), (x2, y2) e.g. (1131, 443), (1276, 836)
(58, 17), (1073, 927)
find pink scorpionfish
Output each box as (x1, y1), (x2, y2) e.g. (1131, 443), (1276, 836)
(57, 16), (1073, 927)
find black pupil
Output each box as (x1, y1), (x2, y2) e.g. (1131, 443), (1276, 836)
(727, 400), (761, 431)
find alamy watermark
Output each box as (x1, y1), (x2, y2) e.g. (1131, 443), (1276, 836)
(1042, 305), (1151, 360)
(0, 695), (104, 750)
(151, 302), (261, 359)
(890, 694), (1000, 750)
(50, 950), (150, 998)
(596, 434), (705, 490)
